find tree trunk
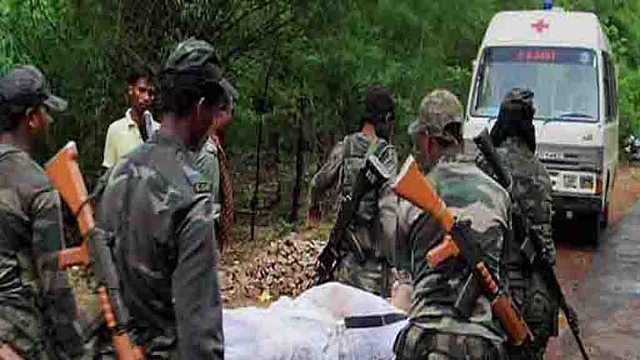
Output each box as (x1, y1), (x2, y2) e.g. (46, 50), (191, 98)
(250, 117), (263, 242)
(289, 114), (305, 224)
(269, 131), (281, 209)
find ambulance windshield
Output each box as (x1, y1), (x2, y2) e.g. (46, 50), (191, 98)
(471, 46), (599, 122)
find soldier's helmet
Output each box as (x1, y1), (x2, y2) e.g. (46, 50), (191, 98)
(408, 89), (463, 144)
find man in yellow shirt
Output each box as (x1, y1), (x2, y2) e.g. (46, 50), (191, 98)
(102, 69), (160, 169)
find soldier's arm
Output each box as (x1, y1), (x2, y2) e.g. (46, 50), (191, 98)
(29, 187), (86, 357)
(395, 199), (422, 273)
(194, 141), (221, 203)
(172, 194), (224, 359)
(378, 144), (399, 266)
(308, 140), (344, 208)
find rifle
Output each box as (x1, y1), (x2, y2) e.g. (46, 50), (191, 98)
(474, 129), (590, 360)
(45, 142), (145, 360)
(314, 154), (391, 285)
(393, 155), (533, 347)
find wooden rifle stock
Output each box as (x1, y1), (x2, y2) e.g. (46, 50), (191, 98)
(392, 155), (533, 346)
(475, 262), (530, 345)
(45, 142), (92, 268)
(45, 142), (145, 360)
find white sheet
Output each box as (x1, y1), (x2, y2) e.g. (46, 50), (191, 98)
(223, 282), (407, 359)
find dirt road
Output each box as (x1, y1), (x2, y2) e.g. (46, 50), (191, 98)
(546, 164), (640, 359)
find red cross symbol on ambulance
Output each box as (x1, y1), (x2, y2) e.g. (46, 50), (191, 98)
(532, 19), (549, 33)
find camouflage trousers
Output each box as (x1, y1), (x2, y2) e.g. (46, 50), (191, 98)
(508, 268), (558, 359)
(393, 323), (507, 360)
(519, 271), (558, 359)
(0, 305), (50, 360)
(334, 252), (392, 297)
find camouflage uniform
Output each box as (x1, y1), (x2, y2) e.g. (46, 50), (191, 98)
(193, 79), (237, 205)
(394, 158), (510, 360)
(96, 131), (223, 358)
(477, 89), (559, 359)
(0, 65), (86, 359)
(0, 145), (86, 359)
(194, 138), (221, 204)
(309, 132), (397, 296)
(393, 90), (509, 360)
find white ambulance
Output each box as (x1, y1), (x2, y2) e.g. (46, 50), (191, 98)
(464, 5), (619, 244)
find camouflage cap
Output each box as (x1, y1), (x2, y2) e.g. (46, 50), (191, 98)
(408, 89), (463, 142)
(0, 65), (68, 114)
(163, 38), (221, 74)
(162, 38), (238, 100)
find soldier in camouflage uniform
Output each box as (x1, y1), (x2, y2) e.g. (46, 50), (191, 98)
(308, 85), (398, 297)
(393, 89), (509, 359)
(0, 65), (87, 359)
(194, 80), (237, 205)
(95, 38), (226, 359)
(194, 78), (238, 250)
(478, 88), (558, 359)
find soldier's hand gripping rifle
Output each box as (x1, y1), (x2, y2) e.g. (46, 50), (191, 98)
(474, 129), (590, 360)
(314, 154), (391, 285)
(45, 142), (145, 360)
(393, 155), (534, 347)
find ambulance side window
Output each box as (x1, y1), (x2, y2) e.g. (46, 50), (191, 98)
(603, 52), (618, 122)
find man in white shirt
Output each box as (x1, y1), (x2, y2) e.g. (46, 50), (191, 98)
(102, 69), (160, 169)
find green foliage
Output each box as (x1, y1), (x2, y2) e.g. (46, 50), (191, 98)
(2, 0), (640, 216)
(594, 0), (640, 140)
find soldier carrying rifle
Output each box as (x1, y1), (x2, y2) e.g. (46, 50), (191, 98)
(309, 85), (398, 298)
(478, 88), (589, 360)
(0, 65), (88, 359)
(393, 89), (513, 359)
